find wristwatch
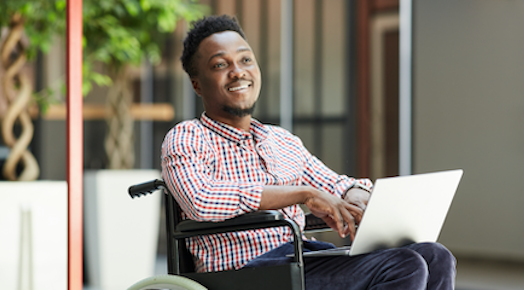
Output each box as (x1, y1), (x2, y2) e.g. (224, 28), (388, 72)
(342, 182), (372, 199)
(352, 182), (372, 192)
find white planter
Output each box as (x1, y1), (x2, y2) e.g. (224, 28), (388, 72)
(0, 181), (68, 290)
(84, 169), (161, 290)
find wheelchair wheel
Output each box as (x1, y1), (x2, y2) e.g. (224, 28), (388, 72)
(127, 274), (207, 290)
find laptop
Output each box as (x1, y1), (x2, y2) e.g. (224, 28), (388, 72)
(296, 169), (464, 257)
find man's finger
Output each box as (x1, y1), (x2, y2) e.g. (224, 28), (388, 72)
(339, 207), (357, 239)
(331, 211), (346, 238)
(351, 201), (367, 211)
(345, 203), (363, 224)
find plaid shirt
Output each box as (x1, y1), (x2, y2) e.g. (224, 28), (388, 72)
(161, 113), (372, 272)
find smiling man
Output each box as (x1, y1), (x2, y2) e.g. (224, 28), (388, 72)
(161, 15), (456, 290)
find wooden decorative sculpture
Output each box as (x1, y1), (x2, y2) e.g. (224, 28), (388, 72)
(0, 13), (40, 181)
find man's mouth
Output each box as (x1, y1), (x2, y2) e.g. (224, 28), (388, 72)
(227, 81), (252, 92)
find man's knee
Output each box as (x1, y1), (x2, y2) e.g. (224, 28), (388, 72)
(408, 242), (456, 268)
(374, 248), (429, 288)
(389, 248), (430, 273)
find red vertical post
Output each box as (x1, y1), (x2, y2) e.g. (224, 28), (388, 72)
(66, 0), (83, 289)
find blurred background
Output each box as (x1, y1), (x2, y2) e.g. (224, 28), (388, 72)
(1, 0), (523, 289)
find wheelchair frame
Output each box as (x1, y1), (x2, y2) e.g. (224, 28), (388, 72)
(128, 179), (328, 290)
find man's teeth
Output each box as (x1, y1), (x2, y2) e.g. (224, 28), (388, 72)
(228, 85), (249, 92)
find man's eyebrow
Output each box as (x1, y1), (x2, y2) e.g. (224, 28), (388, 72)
(237, 47), (251, 53)
(207, 47), (252, 63)
(208, 52), (225, 63)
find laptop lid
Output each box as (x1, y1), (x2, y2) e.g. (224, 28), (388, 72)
(302, 169), (463, 257)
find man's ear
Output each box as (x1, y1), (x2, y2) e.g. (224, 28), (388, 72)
(191, 78), (202, 97)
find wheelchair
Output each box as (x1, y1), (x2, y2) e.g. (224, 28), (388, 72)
(126, 179), (330, 290)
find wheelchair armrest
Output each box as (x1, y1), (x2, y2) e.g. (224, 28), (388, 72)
(176, 210), (285, 232)
(173, 210), (304, 265)
(178, 211), (330, 233)
(174, 210), (300, 240)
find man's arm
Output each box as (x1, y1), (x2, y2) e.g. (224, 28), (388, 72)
(161, 123), (264, 222)
(260, 185), (363, 240)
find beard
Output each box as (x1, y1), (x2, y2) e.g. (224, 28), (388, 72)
(222, 102), (256, 117)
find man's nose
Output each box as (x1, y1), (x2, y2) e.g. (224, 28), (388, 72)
(229, 64), (246, 79)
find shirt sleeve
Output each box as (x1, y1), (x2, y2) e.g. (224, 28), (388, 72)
(161, 122), (264, 222)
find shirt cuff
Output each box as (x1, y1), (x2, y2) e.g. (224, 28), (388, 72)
(238, 183), (264, 213)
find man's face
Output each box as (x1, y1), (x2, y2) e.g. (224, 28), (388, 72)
(191, 31), (262, 121)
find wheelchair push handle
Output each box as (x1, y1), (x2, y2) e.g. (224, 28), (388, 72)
(128, 179), (166, 199)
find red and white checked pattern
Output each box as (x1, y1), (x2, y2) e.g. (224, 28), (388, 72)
(161, 113), (372, 272)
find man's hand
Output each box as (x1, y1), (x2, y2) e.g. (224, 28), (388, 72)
(304, 189), (363, 240)
(259, 185), (365, 240)
(343, 188), (371, 211)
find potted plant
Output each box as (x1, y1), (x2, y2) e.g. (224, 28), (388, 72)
(80, 1), (207, 288)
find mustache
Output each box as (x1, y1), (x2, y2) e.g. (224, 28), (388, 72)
(226, 78), (252, 87)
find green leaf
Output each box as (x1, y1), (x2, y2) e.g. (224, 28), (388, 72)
(123, 0), (140, 16)
(82, 81), (93, 96)
(91, 72), (113, 86)
(55, 0), (66, 11)
(140, 0), (151, 11)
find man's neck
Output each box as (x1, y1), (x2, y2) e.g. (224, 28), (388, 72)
(206, 113), (252, 132)
(226, 117), (252, 132)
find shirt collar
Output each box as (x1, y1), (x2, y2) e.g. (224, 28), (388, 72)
(200, 112), (269, 143)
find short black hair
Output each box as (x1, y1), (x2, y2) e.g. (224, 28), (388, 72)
(181, 15), (246, 77)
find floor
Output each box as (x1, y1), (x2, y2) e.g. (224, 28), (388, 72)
(455, 256), (524, 290)
(85, 255), (524, 289)
(154, 255), (524, 290)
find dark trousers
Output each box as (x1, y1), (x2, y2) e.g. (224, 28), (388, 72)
(243, 241), (456, 290)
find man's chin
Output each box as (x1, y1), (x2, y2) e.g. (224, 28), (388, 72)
(223, 104), (256, 118)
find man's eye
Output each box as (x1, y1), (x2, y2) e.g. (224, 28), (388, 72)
(242, 57), (252, 63)
(214, 63), (226, 69)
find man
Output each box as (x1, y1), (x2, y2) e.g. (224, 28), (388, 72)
(162, 15), (456, 289)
